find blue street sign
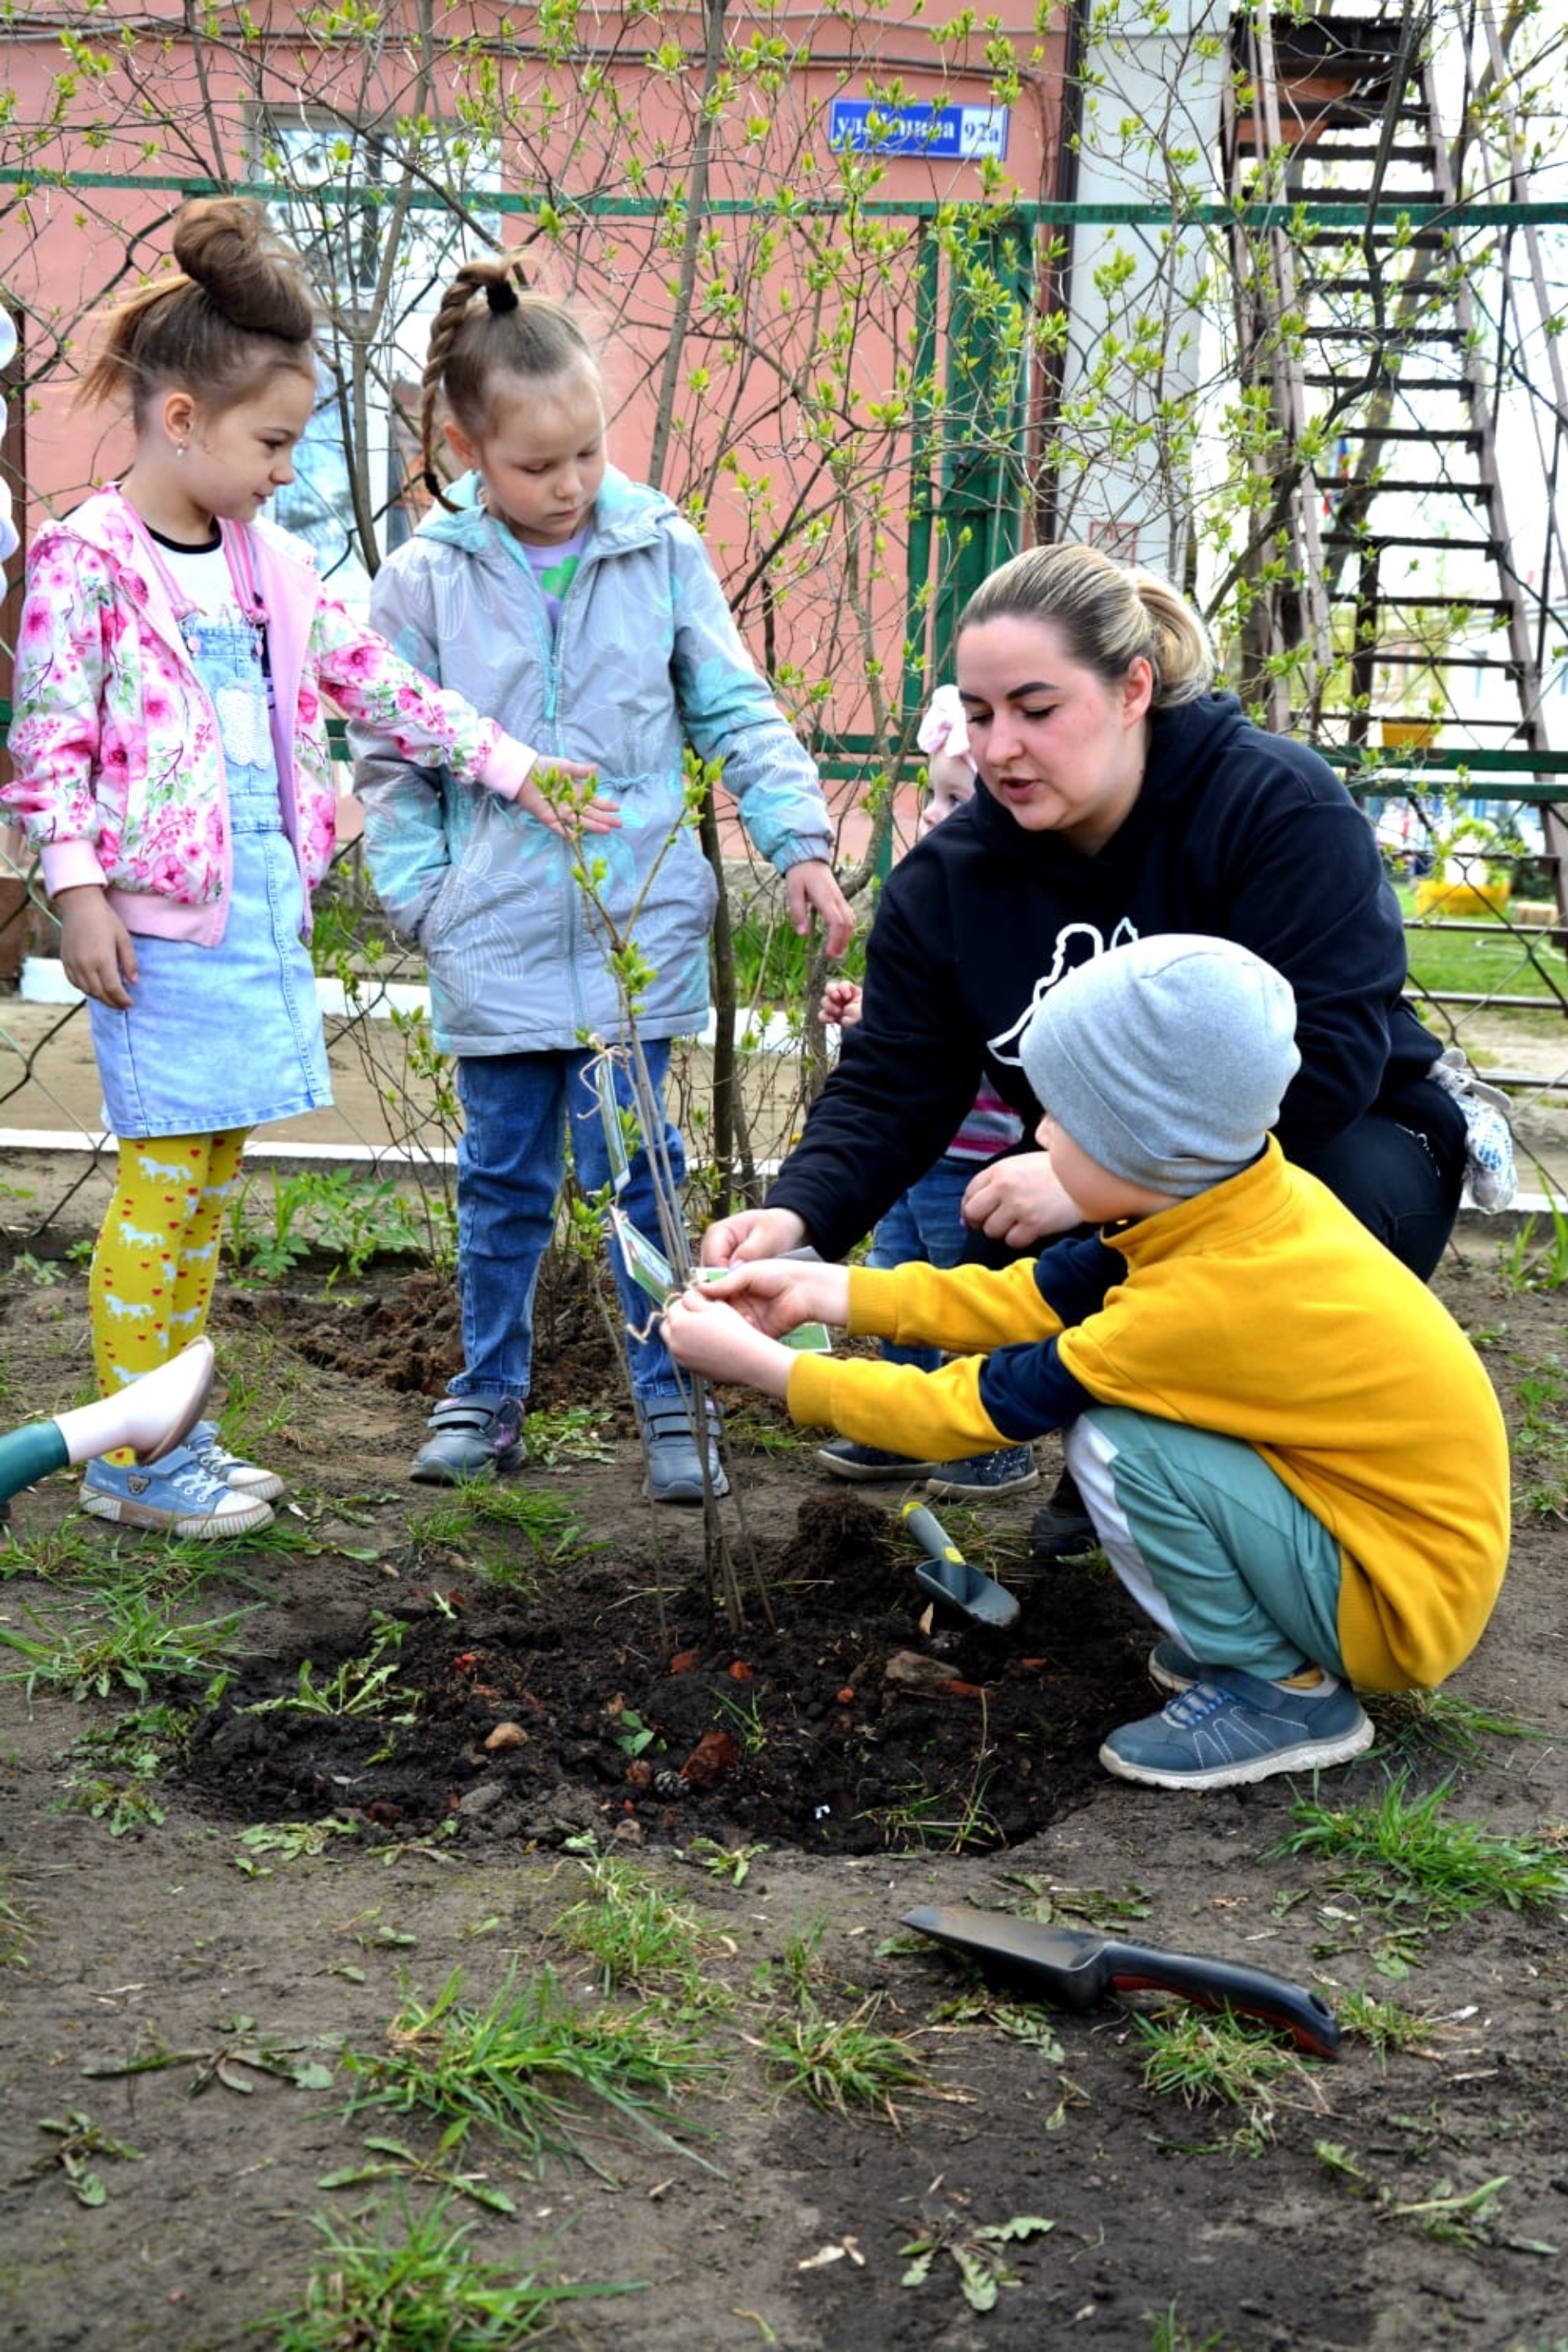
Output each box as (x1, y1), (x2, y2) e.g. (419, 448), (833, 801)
(827, 99), (1010, 162)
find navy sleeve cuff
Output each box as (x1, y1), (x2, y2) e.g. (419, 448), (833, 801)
(978, 1336), (1099, 1440)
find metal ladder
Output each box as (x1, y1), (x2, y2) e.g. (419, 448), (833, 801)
(1222, 1), (1568, 1067)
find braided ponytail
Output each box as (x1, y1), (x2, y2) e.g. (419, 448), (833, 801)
(420, 255), (598, 507)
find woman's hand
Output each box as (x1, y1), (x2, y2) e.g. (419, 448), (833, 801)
(523, 759), (621, 839)
(786, 858), (854, 960)
(663, 1286), (795, 1397)
(700, 1205), (808, 1267)
(702, 1257), (849, 1338)
(818, 978), (862, 1028)
(57, 886), (139, 1009)
(961, 1152), (1084, 1249)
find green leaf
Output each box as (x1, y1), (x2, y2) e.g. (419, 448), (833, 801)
(954, 2246), (1000, 2312)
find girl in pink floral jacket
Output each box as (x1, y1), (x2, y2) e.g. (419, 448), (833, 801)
(2, 197), (617, 1539)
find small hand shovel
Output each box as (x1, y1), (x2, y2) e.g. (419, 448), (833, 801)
(902, 1904), (1340, 2059)
(901, 1501), (1019, 1629)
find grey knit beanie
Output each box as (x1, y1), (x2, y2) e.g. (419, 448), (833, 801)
(1019, 934), (1301, 1199)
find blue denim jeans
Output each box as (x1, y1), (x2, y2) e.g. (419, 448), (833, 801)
(450, 1040), (688, 1407)
(868, 1152), (990, 1373)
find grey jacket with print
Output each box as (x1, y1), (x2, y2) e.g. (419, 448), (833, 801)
(350, 466), (832, 1056)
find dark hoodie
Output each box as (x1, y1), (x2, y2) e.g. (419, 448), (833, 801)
(770, 693), (1443, 1261)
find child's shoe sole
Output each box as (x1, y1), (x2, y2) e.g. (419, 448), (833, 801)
(79, 1481), (275, 1539)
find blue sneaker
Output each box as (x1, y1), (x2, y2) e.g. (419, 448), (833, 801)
(411, 1396), (525, 1486)
(186, 1419), (286, 1503)
(817, 1439), (937, 1482)
(925, 1444), (1039, 1500)
(80, 1447), (276, 1539)
(1147, 1637), (1205, 1695)
(1100, 1666), (1374, 1790)
(638, 1400), (729, 1505)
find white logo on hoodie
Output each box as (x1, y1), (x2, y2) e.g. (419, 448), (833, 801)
(987, 916), (1140, 1064)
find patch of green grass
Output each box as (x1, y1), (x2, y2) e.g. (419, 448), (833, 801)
(862, 1771), (1004, 1855)
(1316, 2143), (1556, 2258)
(243, 1615), (413, 1722)
(550, 1856), (722, 1998)
(755, 1993), (937, 2123)
(1147, 2307), (1227, 2352)
(1399, 893), (1568, 1018)
(719, 1404), (803, 1458)
(271, 2195), (639, 2348)
(1499, 1191), (1568, 1294)
(0, 1864), (30, 1969)
(341, 1966), (718, 2179)
(1334, 1989), (1439, 2063)
(414, 1480), (604, 1579)
(683, 1835), (768, 1887)
(0, 1585), (251, 1701)
(1273, 1773), (1568, 1930)
(1134, 2008), (1322, 2154)
(521, 1405), (614, 1466)
(1365, 1686), (1548, 1766)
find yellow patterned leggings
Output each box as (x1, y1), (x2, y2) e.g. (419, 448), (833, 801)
(88, 1130), (249, 1459)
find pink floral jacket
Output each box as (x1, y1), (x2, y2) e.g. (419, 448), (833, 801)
(3, 488), (533, 946)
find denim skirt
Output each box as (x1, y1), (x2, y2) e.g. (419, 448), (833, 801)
(88, 621), (332, 1140)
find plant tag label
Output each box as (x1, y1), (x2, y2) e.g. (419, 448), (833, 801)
(609, 1205), (676, 1302)
(592, 1055), (633, 1195)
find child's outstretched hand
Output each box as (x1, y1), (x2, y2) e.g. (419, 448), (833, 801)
(700, 1257), (849, 1339)
(57, 884), (139, 1009)
(663, 1284), (794, 1398)
(818, 978), (862, 1028)
(523, 759), (621, 839)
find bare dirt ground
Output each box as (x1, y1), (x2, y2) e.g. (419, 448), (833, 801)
(1, 1228), (1566, 2352)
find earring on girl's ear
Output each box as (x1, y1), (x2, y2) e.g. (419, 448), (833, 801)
(173, 441), (188, 461)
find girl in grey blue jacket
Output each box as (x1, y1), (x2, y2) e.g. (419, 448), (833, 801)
(353, 259), (851, 1499)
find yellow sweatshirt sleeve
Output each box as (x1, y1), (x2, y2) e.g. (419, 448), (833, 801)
(847, 1258), (1063, 1355)
(787, 1350), (1009, 1463)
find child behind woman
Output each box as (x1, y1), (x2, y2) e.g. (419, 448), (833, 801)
(352, 256), (852, 1502)
(816, 686), (1036, 1500)
(4, 201), (593, 1537)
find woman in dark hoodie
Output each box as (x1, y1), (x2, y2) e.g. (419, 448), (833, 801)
(700, 542), (1473, 1542)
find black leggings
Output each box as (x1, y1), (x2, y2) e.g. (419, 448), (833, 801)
(1291, 1073), (1468, 1281)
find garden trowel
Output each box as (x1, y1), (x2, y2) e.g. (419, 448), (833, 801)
(901, 1500), (1020, 1628)
(902, 1904), (1340, 2059)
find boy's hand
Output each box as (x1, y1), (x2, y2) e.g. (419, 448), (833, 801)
(962, 1152), (1084, 1247)
(818, 978), (862, 1028)
(523, 759), (621, 839)
(57, 885), (139, 1009)
(701, 1205), (808, 1267)
(786, 858), (854, 959)
(663, 1285), (794, 1397)
(701, 1257), (849, 1337)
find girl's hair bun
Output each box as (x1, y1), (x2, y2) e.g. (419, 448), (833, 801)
(172, 198), (315, 343)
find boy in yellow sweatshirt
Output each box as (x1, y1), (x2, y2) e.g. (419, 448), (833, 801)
(669, 934), (1511, 1791)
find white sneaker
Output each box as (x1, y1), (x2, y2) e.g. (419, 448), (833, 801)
(80, 1446), (275, 1539)
(185, 1419), (286, 1501)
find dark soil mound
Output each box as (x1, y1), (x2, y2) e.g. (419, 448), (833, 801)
(183, 1510), (1154, 1856)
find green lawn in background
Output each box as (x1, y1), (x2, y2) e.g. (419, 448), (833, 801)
(1398, 892), (1568, 1034)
